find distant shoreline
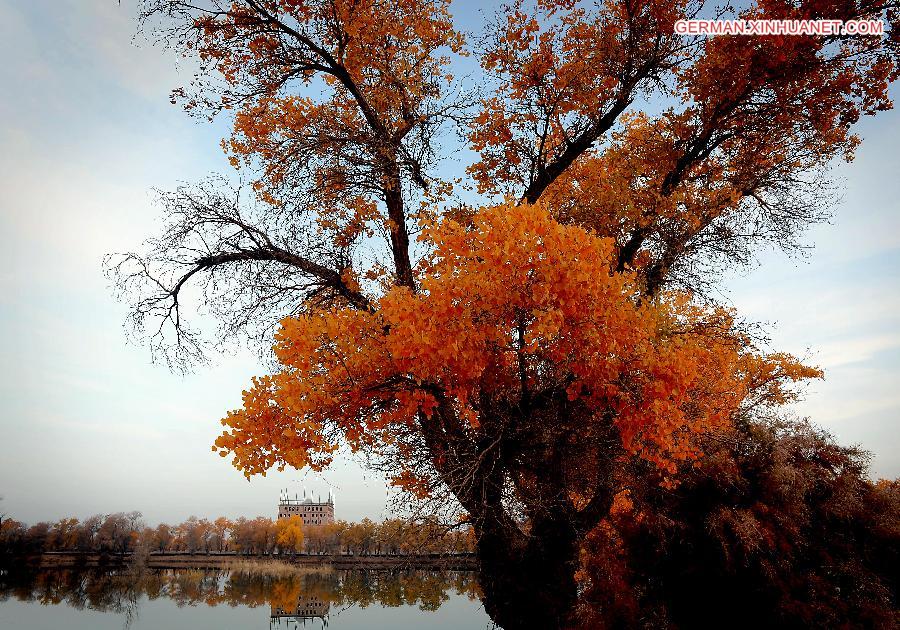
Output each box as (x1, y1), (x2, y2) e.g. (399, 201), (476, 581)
(12, 551), (478, 571)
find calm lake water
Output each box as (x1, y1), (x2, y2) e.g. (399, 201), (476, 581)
(0, 566), (494, 629)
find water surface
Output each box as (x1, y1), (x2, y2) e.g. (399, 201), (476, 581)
(0, 566), (493, 629)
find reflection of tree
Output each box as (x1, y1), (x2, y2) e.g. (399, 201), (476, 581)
(0, 566), (144, 626)
(0, 566), (479, 619)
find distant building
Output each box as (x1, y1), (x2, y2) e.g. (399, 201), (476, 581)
(278, 488), (335, 526)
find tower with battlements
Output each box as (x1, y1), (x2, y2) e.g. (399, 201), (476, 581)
(278, 488), (335, 526)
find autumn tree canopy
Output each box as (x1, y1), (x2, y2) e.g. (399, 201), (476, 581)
(275, 514), (305, 553)
(113, 0), (900, 626)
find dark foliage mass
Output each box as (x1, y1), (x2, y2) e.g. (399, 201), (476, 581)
(578, 418), (900, 628)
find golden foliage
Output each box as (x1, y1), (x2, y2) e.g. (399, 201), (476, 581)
(216, 202), (820, 486)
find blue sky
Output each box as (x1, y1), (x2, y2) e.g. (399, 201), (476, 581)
(0, 0), (898, 526)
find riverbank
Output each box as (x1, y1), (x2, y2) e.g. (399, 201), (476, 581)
(12, 551), (477, 571)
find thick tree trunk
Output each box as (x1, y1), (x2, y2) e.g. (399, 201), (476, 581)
(476, 515), (581, 629)
(422, 399), (611, 628)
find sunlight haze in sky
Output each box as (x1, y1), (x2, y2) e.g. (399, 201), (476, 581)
(1, 0), (898, 527)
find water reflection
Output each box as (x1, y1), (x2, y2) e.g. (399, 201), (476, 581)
(0, 566), (482, 628)
(271, 590), (330, 627)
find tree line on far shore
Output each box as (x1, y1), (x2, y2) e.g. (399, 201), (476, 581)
(0, 512), (475, 557)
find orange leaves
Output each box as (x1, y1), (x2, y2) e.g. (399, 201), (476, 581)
(471, 0), (689, 194)
(275, 514), (305, 552)
(740, 351), (823, 409)
(390, 469), (433, 499)
(671, 0), (897, 192)
(183, 0), (466, 234)
(214, 374), (339, 477)
(182, 0), (888, 504)
(213, 202), (821, 485)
